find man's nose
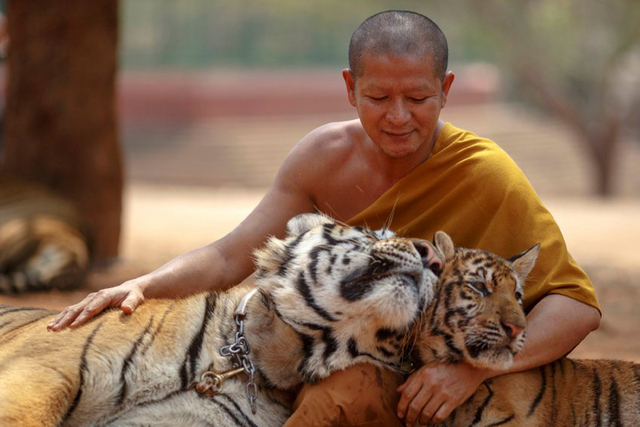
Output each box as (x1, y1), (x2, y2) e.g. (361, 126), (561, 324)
(386, 99), (411, 125)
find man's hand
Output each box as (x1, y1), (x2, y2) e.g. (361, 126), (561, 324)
(47, 279), (146, 331)
(395, 295), (600, 426)
(396, 361), (491, 426)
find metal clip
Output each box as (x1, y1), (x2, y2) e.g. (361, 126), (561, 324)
(234, 288), (259, 318)
(192, 366), (246, 398)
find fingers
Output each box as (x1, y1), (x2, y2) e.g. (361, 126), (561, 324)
(121, 290), (144, 314)
(47, 293), (98, 331)
(397, 367), (449, 426)
(417, 396), (448, 425)
(396, 373), (423, 421)
(425, 402), (456, 425)
(399, 363), (485, 425)
(47, 286), (143, 331)
(407, 393), (445, 426)
(68, 292), (117, 329)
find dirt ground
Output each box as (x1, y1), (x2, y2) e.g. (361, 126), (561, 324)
(1, 184), (639, 363)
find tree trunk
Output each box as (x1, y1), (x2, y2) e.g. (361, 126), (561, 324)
(590, 133), (617, 198)
(3, 0), (122, 263)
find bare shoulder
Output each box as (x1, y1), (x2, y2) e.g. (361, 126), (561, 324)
(271, 119), (378, 220)
(294, 119), (364, 158)
(276, 119), (364, 184)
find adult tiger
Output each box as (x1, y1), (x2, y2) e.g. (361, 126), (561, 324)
(0, 174), (90, 293)
(0, 213), (440, 426)
(415, 231), (640, 426)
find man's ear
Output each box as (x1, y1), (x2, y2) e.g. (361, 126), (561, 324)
(440, 71), (455, 109)
(342, 68), (357, 107)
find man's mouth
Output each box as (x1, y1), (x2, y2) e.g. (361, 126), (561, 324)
(384, 130), (414, 139)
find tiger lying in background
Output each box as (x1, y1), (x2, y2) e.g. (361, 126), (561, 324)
(0, 174), (90, 293)
(418, 231), (640, 426)
(0, 213), (439, 426)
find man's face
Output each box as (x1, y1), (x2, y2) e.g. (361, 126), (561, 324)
(343, 52), (454, 159)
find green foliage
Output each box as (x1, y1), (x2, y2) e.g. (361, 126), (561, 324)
(461, 0), (640, 121)
(121, 0), (461, 69)
(120, 0), (640, 129)
(120, 0), (640, 109)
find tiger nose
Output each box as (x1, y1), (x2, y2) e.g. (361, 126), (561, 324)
(411, 240), (443, 276)
(502, 322), (525, 338)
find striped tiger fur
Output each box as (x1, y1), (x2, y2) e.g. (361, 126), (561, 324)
(0, 213), (439, 426)
(0, 174), (90, 293)
(418, 231), (640, 426)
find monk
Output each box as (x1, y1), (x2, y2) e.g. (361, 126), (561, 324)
(48, 11), (600, 426)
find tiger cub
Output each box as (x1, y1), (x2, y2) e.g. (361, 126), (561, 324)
(0, 213), (440, 427)
(0, 174), (90, 293)
(418, 231), (640, 426)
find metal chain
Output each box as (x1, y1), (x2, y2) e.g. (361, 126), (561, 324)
(220, 314), (258, 414)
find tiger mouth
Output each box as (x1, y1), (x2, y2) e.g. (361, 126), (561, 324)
(342, 271), (422, 288)
(465, 340), (518, 359)
(427, 263), (442, 278)
(466, 341), (494, 358)
(339, 270), (424, 303)
(341, 258), (439, 288)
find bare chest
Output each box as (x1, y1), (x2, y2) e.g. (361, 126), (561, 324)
(312, 170), (393, 222)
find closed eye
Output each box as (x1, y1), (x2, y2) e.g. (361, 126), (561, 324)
(515, 290), (524, 305)
(409, 97), (427, 103)
(467, 281), (490, 297)
(372, 229), (396, 240)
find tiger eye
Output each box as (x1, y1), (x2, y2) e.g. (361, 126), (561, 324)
(469, 281), (490, 296)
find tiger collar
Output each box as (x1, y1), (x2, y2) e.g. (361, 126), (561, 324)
(192, 288), (260, 414)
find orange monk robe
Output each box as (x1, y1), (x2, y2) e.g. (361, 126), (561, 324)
(347, 123), (600, 314)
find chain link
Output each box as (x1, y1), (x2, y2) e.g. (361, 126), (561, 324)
(219, 313), (258, 414)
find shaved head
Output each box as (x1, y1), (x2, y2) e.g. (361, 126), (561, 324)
(348, 11), (448, 81)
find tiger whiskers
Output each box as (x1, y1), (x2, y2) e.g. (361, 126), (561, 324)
(381, 193), (401, 236)
(397, 309), (427, 371)
(318, 203), (345, 223)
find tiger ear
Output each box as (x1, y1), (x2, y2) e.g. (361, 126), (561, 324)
(286, 213), (334, 237)
(433, 231), (455, 261)
(508, 244), (540, 282)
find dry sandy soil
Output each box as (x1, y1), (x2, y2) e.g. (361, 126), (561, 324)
(1, 184), (639, 363)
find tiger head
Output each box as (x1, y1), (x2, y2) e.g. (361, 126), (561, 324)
(252, 213), (442, 383)
(418, 231), (539, 370)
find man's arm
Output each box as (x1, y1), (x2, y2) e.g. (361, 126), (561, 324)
(397, 294), (600, 425)
(47, 136), (321, 331)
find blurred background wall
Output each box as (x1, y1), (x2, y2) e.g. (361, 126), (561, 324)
(117, 0), (640, 196)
